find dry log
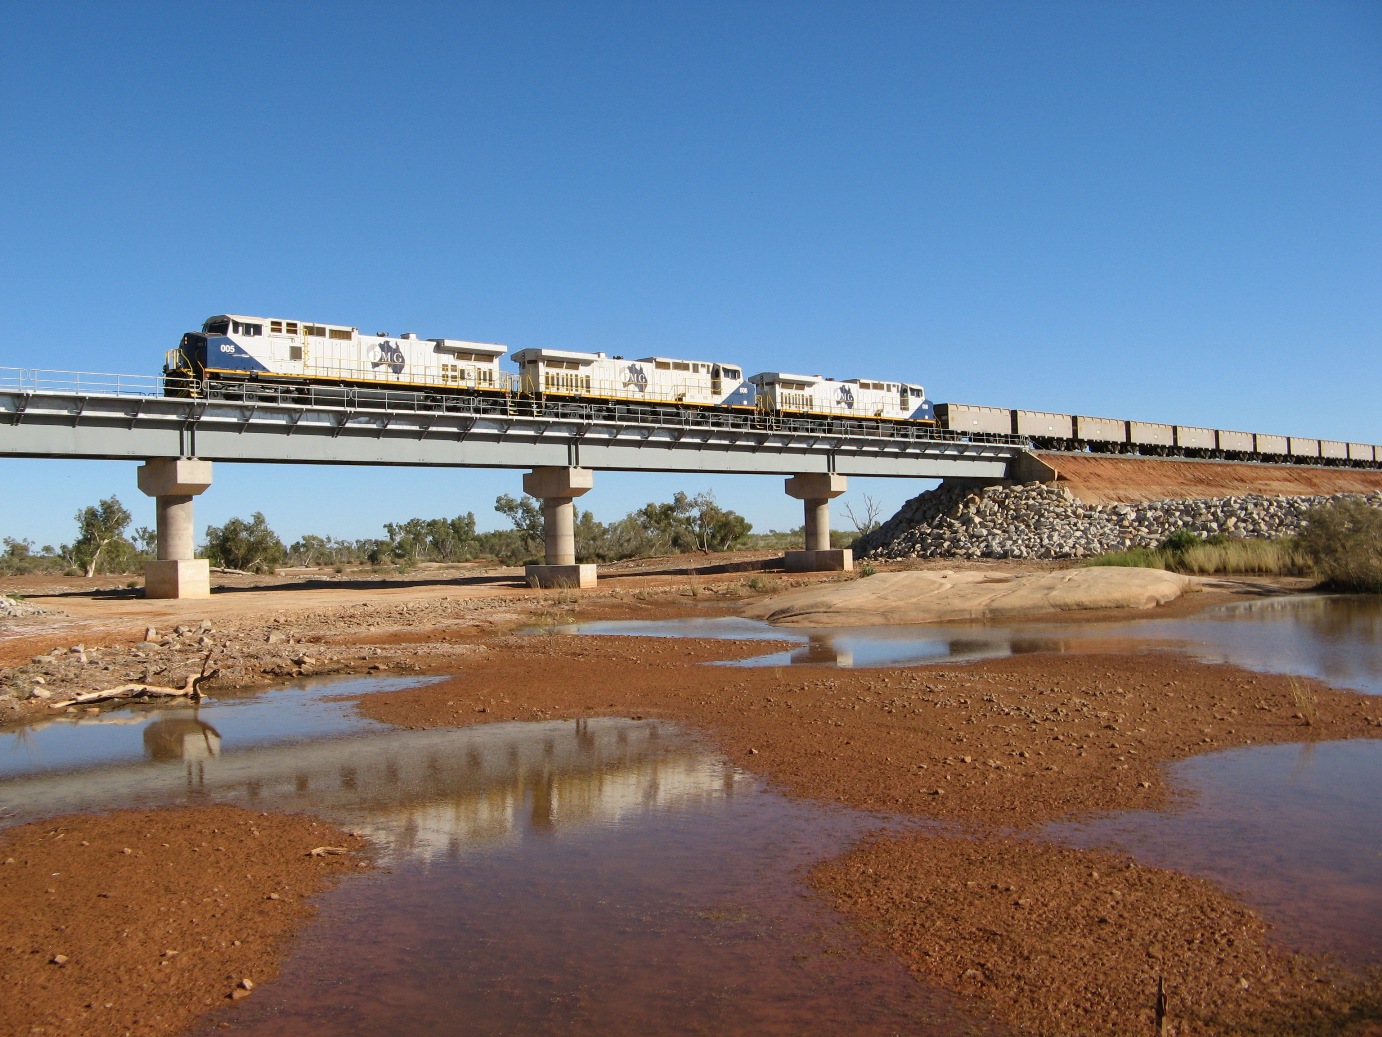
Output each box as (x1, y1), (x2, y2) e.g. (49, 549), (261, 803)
(50, 653), (219, 709)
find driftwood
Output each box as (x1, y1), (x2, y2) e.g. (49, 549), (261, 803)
(50, 653), (220, 709)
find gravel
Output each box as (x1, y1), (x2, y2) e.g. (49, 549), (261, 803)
(856, 481), (1382, 561)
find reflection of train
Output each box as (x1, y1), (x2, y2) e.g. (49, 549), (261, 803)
(165, 314), (1377, 464)
(165, 314), (933, 424)
(935, 404), (1378, 466)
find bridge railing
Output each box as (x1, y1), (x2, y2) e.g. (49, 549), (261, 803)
(0, 367), (166, 398)
(0, 367), (1031, 449)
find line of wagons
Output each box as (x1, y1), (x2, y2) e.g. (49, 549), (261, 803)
(165, 314), (1380, 467)
(937, 403), (1380, 466)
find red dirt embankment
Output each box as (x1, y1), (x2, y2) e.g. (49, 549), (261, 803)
(1037, 455), (1382, 505)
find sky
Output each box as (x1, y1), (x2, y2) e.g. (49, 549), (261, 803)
(2, 1), (1379, 550)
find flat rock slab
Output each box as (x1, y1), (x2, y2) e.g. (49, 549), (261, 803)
(742, 567), (1192, 626)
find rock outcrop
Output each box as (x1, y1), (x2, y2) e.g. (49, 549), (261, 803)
(742, 567), (1192, 626)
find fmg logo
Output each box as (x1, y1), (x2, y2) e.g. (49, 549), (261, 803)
(371, 342), (407, 375)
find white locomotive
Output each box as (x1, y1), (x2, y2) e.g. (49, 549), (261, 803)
(166, 313), (934, 423)
(511, 347), (756, 410)
(166, 314), (510, 396)
(749, 371), (932, 420)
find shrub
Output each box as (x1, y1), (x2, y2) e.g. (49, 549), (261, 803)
(1298, 498), (1382, 593)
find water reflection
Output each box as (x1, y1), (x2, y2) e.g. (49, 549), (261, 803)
(568, 595), (1382, 693)
(142, 716), (221, 761)
(3, 684), (980, 1035)
(1, 715), (744, 864)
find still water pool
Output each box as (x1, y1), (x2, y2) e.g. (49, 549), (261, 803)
(563, 594), (1382, 695)
(1, 593), (1379, 1030)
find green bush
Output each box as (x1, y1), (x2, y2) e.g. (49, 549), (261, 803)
(204, 513), (287, 573)
(1298, 499), (1382, 593)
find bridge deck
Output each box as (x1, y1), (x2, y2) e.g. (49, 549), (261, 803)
(0, 380), (1023, 479)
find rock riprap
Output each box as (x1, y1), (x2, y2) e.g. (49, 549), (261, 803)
(855, 482), (1382, 561)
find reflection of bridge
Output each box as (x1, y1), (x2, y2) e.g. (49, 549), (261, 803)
(0, 369), (1041, 594)
(1, 717), (744, 863)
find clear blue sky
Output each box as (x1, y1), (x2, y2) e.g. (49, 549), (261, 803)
(2, 1), (1379, 550)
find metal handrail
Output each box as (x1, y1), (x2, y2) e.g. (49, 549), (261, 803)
(0, 367), (166, 398)
(0, 366), (1029, 449)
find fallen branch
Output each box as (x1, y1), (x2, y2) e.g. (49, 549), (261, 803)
(50, 653), (219, 709)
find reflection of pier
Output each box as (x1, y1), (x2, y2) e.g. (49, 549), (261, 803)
(766, 632), (1076, 668)
(2, 718), (741, 863)
(790, 635), (853, 667)
(143, 717), (221, 760)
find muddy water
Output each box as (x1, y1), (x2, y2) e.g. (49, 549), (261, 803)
(566, 594), (1382, 695)
(0, 689), (1003, 1036)
(1041, 739), (1382, 969)
(3, 595), (1378, 1029)
(562, 594), (1382, 968)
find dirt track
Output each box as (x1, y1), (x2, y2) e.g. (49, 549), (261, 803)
(2, 561), (1380, 1036)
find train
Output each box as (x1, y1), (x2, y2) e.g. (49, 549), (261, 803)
(164, 313), (933, 423)
(165, 313), (1378, 466)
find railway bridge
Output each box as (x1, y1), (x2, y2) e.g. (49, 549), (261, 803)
(0, 369), (1049, 597)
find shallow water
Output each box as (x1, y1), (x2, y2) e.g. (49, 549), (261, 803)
(1041, 739), (1382, 969)
(563, 594), (1382, 695)
(0, 689), (993, 1035)
(2, 594), (1379, 1026)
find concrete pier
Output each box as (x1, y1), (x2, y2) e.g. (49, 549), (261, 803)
(522, 466), (597, 589)
(137, 458), (213, 599)
(783, 472), (853, 573)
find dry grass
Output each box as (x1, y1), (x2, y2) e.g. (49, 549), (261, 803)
(1086, 537), (1312, 576)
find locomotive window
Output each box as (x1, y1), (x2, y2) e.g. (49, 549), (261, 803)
(655, 361), (671, 370)
(270, 321), (284, 334)
(231, 321), (263, 336)
(304, 325), (326, 337)
(329, 328), (352, 340)
(285, 321), (299, 334)
(204, 318), (230, 335)
(724, 368), (740, 379)
(673, 362), (689, 371)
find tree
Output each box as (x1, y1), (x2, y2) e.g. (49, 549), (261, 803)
(383, 518), (432, 565)
(73, 496), (134, 577)
(289, 533), (330, 566)
(683, 491), (751, 552)
(428, 513), (478, 562)
(204, 512), (286, 573)
(634, 491), (751, 554)
(843, 494), (883, 536)
(132, 525), (158, 558)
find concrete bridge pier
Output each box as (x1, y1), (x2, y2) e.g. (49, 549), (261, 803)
(523, 466), (597, 589)
(783, 473), (853, 573)
(137, 458), (213, 599)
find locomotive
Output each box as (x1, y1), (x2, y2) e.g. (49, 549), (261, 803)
(165, 313), (935, 423)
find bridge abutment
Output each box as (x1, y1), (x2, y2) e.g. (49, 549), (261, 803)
(522, 466), (597, 589)
(783, 473), (853, 573)
(137, 458), (213, 599)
